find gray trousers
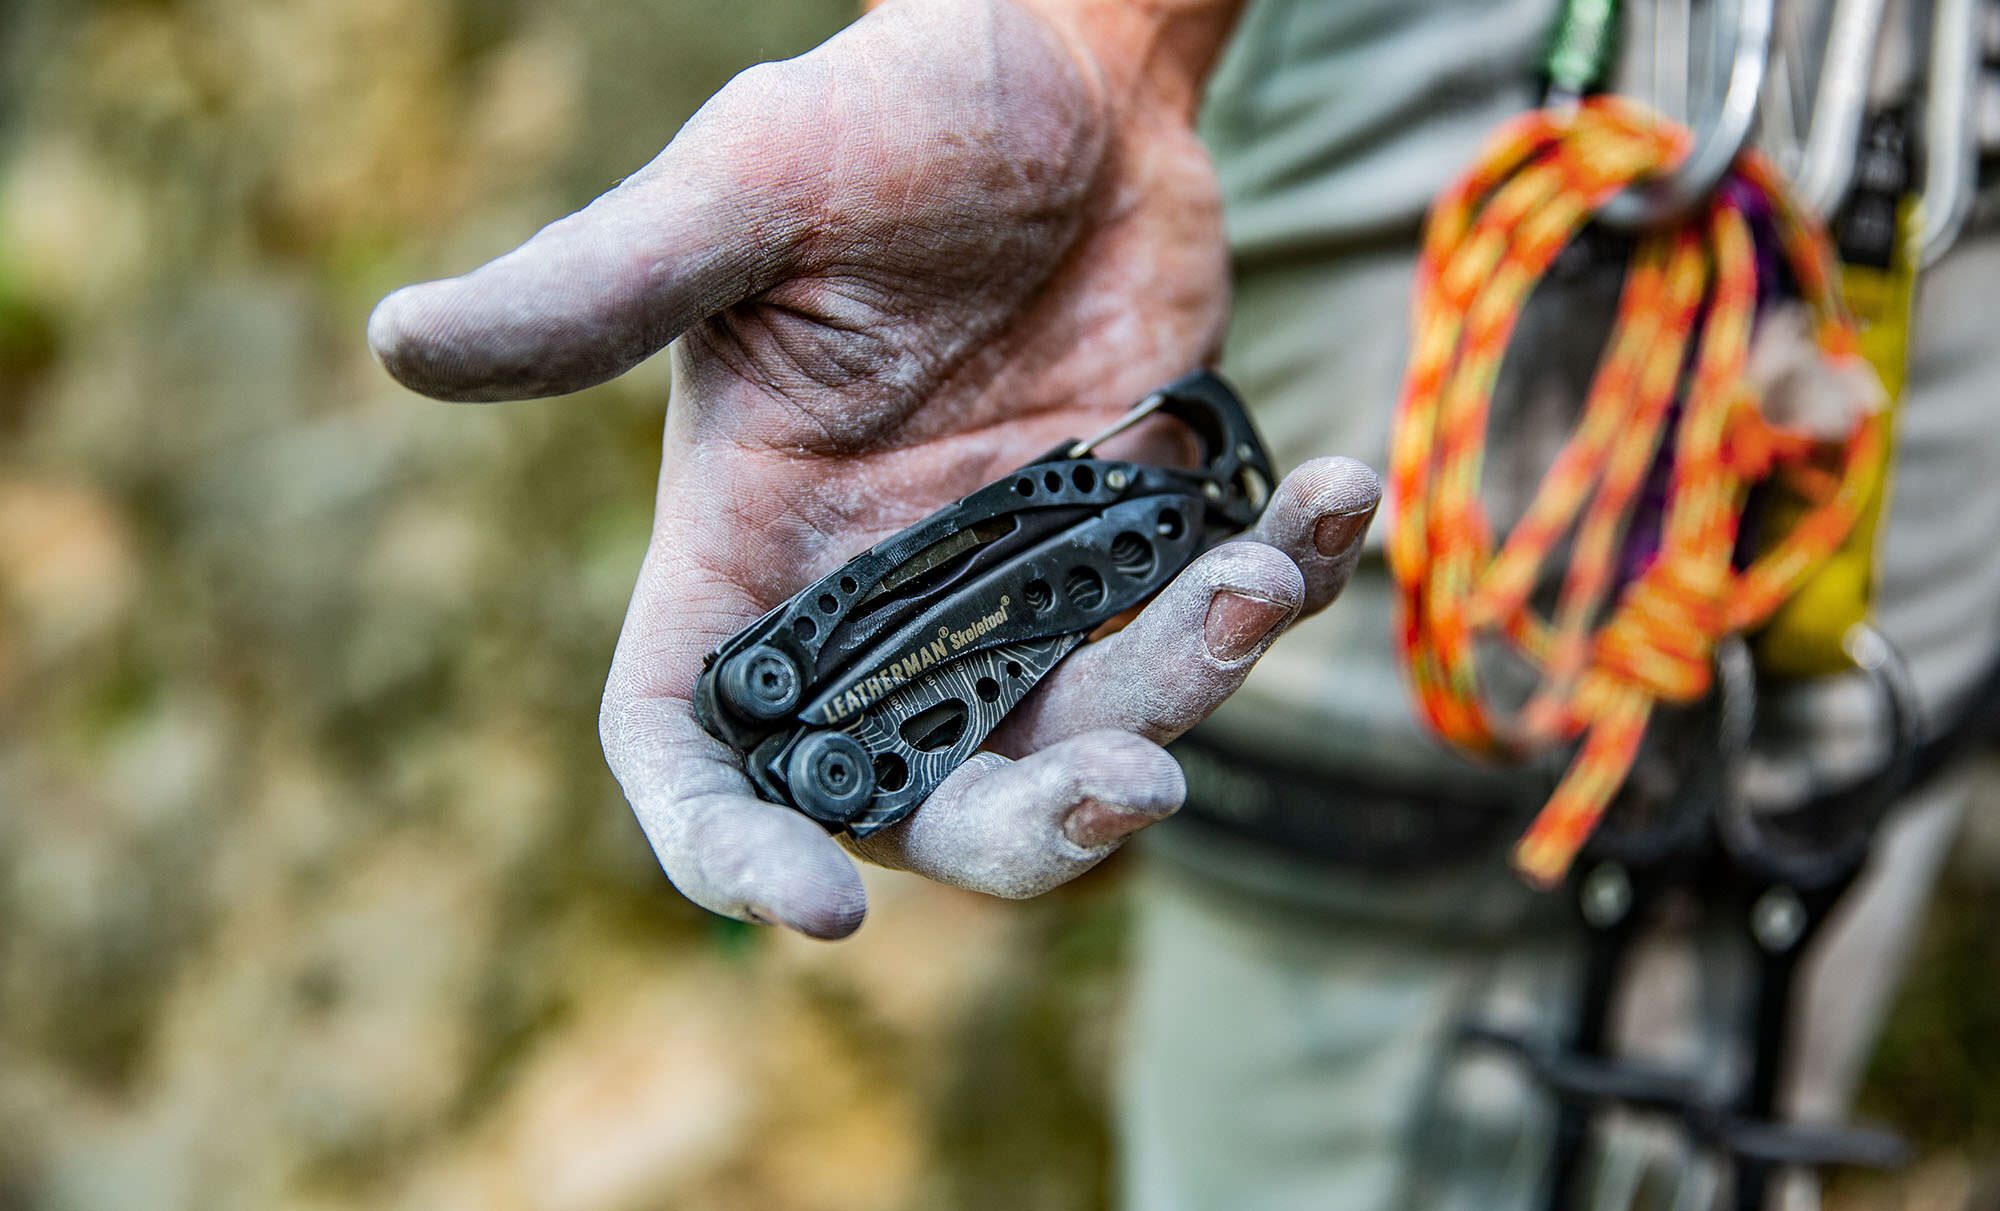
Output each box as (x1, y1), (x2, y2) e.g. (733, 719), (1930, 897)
(1116, 224), (2000, 1211)
(1119, 782), (1961, 1211)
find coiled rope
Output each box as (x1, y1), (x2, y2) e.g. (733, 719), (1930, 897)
(1386, 96), (1888, 887)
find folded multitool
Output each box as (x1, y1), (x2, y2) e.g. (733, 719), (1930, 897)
(693, 370), (1275, 837)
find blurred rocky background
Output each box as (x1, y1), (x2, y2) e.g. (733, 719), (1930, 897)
(0, 2), (1122, 1208)
(0, 1), (1993, 1209)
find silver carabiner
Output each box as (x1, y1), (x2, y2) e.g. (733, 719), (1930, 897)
(1919, 0), (1984, 264)
(1585, 0), (1979, 253)
(1790, 0), (1893, 217)
(1790, 0), (1981, 264)
(1599, 0), (1777, 230)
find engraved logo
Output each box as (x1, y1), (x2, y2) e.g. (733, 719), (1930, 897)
(822, 595), (1012, 722)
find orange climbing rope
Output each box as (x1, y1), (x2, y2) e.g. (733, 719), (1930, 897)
(1386, 96), (1888, 887)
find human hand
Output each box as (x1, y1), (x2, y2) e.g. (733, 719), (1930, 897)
(368, 0), (1381, 937)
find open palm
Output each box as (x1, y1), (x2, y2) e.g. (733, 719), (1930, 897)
(371, 0), (1379, 937)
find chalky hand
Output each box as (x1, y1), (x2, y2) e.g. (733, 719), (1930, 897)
(369, 0), (1380, 936)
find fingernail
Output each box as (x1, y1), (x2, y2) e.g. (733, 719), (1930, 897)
(1063, 798), (1162, 848)
(1314, 503), (1379, 557)
(1204, 589), (1291, 661)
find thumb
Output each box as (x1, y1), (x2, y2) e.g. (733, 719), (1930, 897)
(368, 61), (820, 402)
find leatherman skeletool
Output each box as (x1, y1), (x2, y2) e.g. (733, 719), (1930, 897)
(694, 370), (1274, 836)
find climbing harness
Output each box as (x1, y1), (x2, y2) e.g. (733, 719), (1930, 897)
(1388, 0), (1988, 888)
(1460, 622), (1923, 1211)
(695, 371), (1272, 835)
(1396, 0), (1990, 1207)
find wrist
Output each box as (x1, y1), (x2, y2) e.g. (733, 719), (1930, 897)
(1015, 0), (1244, 122)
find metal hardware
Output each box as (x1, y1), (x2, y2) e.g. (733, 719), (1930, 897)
(693, 371), (1274, 836)
(1919, 0), (1983, 264)
(1068, 391), (1165, 458)
(1792, 0), (1894, 216)
(1598, 0), (1776, 230)
(1460, 626), (1921, 1210)
(1789, 0), (1982, 263)
(1577, 0), (1979, 263)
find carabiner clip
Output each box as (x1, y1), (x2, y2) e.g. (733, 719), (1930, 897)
(1717, 622), (1923, 891)
(1789, 0), (1980, 264)
(1596, 0), (1775, 230)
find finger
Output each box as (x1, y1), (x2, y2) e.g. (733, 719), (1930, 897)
(1246, 454), (1382, 612)
(601, 686), (868, 940)
(990, 458), (1381, 753)
(368, 60), (820, 401)
(848, 729), (1184, 899)
(988, 539), (1305, 754)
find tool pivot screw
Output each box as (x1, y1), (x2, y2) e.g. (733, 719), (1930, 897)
(720, 647), (801, 720)
(787, 732), (876, 825)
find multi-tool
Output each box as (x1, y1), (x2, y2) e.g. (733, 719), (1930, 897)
(694, 370), (1274, 836)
